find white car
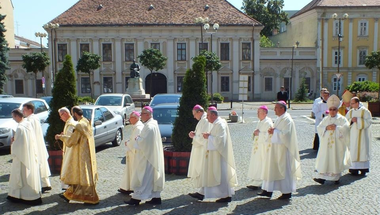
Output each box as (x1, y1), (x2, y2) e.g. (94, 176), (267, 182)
(94, 93), (135, 124)
(0, 97), (50, 149)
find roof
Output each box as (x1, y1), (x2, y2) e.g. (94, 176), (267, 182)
(14, 35), (45, 48)
(291, 0), (380, 19)
(48, 0), (261, 27)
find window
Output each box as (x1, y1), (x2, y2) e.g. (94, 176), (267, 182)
(248, 76), (251, 92)
(199, 43), (208, 52)
(358, 49), (367, 66)
(242, 43), (251, 60)
(333, 20), (343, 37)
(151, 43), (160, 51)
(284, 77), (290, 91)
(36, 79), (43, 94)
(15, 80), (24, 94)
(100, 107), (114, 121)
(102, 43), (112, 62)
(333, 50), (342, 66)
(81, 77), (91, 94)
(264, 77), (273, 92)
(220, 43), (230, 61)
(94, 108), (104, 122)
(32, 101), (48, 114)
(177, 76), (184, 92)
(305, 77), (311, 91)
(358, 20), (368, 36)
(57, 44), (67, 62)
(125, 77), (129, 91)
(125, 43), (134, 61)
(103, 77), (113, 93)
(177, 43), (186, 61)
(332, 77), (342, 92)
(80, 43), (90, 57)
(221, 76), (230, 92)
(357, 74), (367, 82)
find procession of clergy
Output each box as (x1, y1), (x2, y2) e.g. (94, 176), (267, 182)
(7, 89), (371, 206)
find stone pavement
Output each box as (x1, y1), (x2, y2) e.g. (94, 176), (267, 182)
(1, 109), (380, 214)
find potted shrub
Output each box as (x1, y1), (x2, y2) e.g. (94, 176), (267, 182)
(229, 110), (238, 122)
(169, 55), (209, 175)
(365, 51), (380, 116)
(45, 55), (77, 174)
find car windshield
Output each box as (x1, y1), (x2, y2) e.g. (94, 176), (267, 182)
(150, 96), (180, 106)
(82, 109), (93, 122)
(95, 96), (122, 106)
(153, 107), (178, 124)
(0, 103), (21, 118)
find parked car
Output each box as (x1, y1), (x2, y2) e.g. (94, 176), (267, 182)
(0, 97), (50, 149)
(152, 103), (179, 144)
(0, 95), (13, 98)
(81, 105), (124, 147)
(41, 96), (53, 106)
(149, 94), (181, 107)
(94, 93), (135, 124)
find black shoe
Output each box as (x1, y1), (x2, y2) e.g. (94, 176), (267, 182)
(42, 186), (52, 193)
(124, 198), (141, 206)
(188, 192), (204, 200)
(359, 169), (369, 176)
(334, 180), (340, 185)
(257, 190), (272, 198)
(277, 193), (291, 200)
(58, 193), (70, 202)
(349, 169), (359, 176)
(146, 198), (161, 205)
(7, 196), (42, 205)
(216, 197), (231, 203)
(246, 185), (260, 190)
(118, 188), (133, 195)
(313, 178), (325, 185)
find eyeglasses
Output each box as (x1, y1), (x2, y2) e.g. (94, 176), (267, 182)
(329, 108), (337, 111)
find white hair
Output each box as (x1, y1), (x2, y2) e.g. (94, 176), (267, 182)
(58, 107), (71, 114)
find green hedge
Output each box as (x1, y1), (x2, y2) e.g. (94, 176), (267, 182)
(346, 81), (379, 92)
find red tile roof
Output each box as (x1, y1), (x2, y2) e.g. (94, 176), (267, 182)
(292, 0), (380, 19)
(49, 0), (261, 27)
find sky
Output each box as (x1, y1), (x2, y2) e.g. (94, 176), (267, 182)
(11, 0), (312, 46)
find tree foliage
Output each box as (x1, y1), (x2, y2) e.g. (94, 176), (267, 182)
(242, 0), (289, 37)
(294, 78), (309, 102)
(365, 51), (380, 99)
(260, 35), (275, 47)
(172, 55), (209, 152)
(199, 50), (222, 72)
(76, 52), (101, 98)
(46, 55), (77, 150)
(346, 81), (379, 93)
(0, 12), (9, 94)
(21, 52), (50, 97)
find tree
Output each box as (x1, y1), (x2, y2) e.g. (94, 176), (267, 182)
(22, 52), (50, 97)
(260, 35), (275, 47)
(76, 52), (101, 99)
(242, 0), (289, 37)
(365, 51), (380, 99)
(138, 48), (167, 97)
(199, 50), (222, 103)
(45, 55), (77, 150)
(0, 11), (9, 94)
(172, 55), (209, 152)
(294, 78), (309, 102)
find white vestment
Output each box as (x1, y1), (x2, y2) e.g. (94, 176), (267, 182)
(8, 120), (41, 201)
(120, 120), (143, 191)
(26, 114), (51, 187)
(59, 116), (77, 189)
(131, 118), (165, 200)
(346, 107), (372, 169)
(315, 114), (351, 181)
(201, 117), (237, 199)
(188, 113), (211, 187)
(312, 99), (328, 133)
(247, 116), (273, 186)
(262, 112), (302, 194)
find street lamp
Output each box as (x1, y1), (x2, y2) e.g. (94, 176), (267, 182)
(43, 23), (59, 83)
(332, 13), (349, 97)
(35, 32), (47, 53)
(195, 17), (209, 49)
(203, 21), (219, 105)
(288, 41), (300, 108)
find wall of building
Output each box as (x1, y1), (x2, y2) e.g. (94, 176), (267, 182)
(0, 0), (15, 48)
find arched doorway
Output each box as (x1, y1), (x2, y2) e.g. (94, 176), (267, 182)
(145, 72), (167, 97)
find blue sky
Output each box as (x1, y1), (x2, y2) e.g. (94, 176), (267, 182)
(11, 0), (311, 45)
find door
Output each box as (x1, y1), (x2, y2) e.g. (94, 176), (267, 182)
(145, 73), (167, 97)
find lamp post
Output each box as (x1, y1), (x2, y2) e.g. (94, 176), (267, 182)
(195, 17), (209, 50)
(35, 32), (47, 53)
(332, 13), (348, 97)
(43, 23), (59, 83)
(288, 41), (300, 109)
(203, 22), (219, 104)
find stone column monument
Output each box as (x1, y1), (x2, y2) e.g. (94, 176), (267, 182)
(126, 60), (149, 100)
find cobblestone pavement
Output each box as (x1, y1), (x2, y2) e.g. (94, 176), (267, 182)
(1, 105), (379, 214)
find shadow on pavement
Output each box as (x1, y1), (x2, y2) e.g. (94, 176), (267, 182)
(95, 144), (114, 153)
(299, 148), (317, 160)
(0, 174), (9, 183)
(232, 197), (290, 214)
(0, 148), (10, 155)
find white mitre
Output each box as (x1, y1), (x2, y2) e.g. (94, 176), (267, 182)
(327, 94), (340, 108)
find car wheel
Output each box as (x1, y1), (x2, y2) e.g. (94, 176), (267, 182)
(112, 129), (122, 146)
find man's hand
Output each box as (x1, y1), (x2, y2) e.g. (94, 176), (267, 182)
(326, 124), (337, 130)
(202, 132), (210, 139)
(253, 129), (260, 136)
(55, 134), (61, 140)
(188, 131), (195, 138)
(351, 117), (357, 123)
(268, 127), (274, 135)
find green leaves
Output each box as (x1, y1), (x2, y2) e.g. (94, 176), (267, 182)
(365, 51), (380, 70)
(22, 52), (50, 74)
(76, 52), (101, 74)
(138, 48), (167, 73)
(0, 12), (9, 94)
(199, 50), (222, 72)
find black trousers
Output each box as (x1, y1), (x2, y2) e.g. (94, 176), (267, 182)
(313, 133), (319, 150)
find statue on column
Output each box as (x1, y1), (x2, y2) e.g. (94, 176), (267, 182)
(130, 59), (140, 78)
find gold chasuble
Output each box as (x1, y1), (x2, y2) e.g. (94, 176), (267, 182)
(62, 117), (99, 204)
